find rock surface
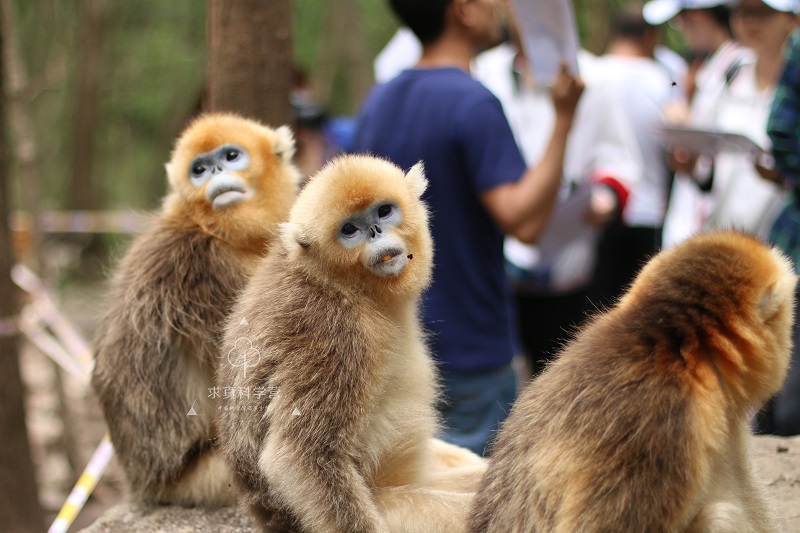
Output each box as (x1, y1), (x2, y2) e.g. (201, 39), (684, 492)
(77, 503), (257, 533)
(752, 435), (800, 532)
(79, 435), (800, 533)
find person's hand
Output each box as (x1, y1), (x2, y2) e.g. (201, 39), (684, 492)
(666, 145), (698, 173)
(662, 101), (690, 126)
(584, 185), (618, 227)
(550, 63), (584, 121)
(754, 161), (785, 185)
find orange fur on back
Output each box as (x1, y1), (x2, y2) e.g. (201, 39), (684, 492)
(469, 231), (796, 533)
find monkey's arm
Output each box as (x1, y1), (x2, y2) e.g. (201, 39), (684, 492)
(92, 325), (212, 494)
(91, 225), (245, 500)
(256, 300), (388, 533)
(261, 427), (387, 533)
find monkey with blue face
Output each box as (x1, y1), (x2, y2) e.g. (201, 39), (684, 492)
(219, 155), (482, 533)
(91, 113), (301, 506)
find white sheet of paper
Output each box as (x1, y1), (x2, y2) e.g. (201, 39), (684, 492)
(536, 184), (594, 260)
(510, 0), (580, 85)
(656, 125), (767, 156)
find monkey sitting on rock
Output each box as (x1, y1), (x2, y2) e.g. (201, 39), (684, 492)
(469, 230), (796, 533)
(91, 113), (301, 506)
(219, 155), (481, 533)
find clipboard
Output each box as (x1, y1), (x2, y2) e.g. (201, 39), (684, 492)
(656, 125), (767, 156)
(510, 0), (581, 85)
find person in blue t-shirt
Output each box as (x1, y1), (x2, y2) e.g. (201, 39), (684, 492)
(353, 0), (583, 455)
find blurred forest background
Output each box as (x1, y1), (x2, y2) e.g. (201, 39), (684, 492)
(0, 0), (686, 531)
(6, 0), (680, 217)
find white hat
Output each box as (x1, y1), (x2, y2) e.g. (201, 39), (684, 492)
(726, 0), (800, 13)
(643, 0), (728, 25)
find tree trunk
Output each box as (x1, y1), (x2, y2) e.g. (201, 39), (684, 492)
(0, 6), (45, 530)
(68, 0), (105, 211)
(1, 0), (44, 273)
(317, 0), (372, 114)
(206, 0), (293, 127)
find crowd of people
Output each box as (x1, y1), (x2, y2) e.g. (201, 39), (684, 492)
(306, 0), (800, 454)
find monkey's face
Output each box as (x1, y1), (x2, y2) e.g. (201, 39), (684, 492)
(337, 200), (409, 278)
(188, 143), (254, 210)
(164, 113), (300, 251)
(282, 155), (433, 296)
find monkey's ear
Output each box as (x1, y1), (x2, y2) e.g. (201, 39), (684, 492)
(165, 162), (178, 190)
(758, 274), (795, 320)
(405, 161), (428, 198)
(273, 125), (296, 163)
(279, 221), (311, 259)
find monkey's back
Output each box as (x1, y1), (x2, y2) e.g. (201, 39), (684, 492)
(472, 311), (705, 533)
(91, 216), (251, 495)
(471, 232), (794, 533)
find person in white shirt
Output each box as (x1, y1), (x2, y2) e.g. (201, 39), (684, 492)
(473, 6), (674, 373)
(701, 0), (797, 235)
(705, 0), (798, 437)
(646, 0), (753, 246)
(665, 0), (796, 239)
(582, 5), (677, 306)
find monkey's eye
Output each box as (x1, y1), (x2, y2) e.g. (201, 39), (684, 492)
(225, 149), (240, 162)
(341, 223), (359, 237)
(191, 164), (206, 177)
(378, 204), (393, 219)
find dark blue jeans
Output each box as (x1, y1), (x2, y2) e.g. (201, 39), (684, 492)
(756, 287), (800, 436)
(437, 362), (518, 456)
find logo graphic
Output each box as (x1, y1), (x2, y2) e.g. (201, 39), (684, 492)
(227, 337), (262, 379)
(187, 399), (201, 416)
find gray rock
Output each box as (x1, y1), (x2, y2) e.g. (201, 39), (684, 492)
(79, 435), (800, 533)
(751, 435), (800, 532)
(77, 502), (259, 533)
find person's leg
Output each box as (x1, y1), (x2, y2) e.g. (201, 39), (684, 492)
(516, 290), (592, 378)
(437, 363), (518, 456)
(771, 288), (800, 435)
(592, 224), (661, 308)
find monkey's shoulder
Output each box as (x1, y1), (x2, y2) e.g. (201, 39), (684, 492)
(118, 219), (246, 291)
(232, 255), (398, 382)
(100, 220), (250, 341)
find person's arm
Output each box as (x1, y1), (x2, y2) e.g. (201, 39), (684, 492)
(768, 32), (800, 186)
(480, 65), (583, 244)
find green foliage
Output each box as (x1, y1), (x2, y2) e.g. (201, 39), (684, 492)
(9, 0), (689, 213)
(13, 0), (205, 211)
(95, 1), (206, 209)
(293, 0), (398, 115)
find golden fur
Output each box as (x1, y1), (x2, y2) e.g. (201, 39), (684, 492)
(469, 231), (796, 533)
(219, 155), (479, 532)
(91, 113), (300, 506)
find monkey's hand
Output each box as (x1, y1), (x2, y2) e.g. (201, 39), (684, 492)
(260, 428), (388, 533)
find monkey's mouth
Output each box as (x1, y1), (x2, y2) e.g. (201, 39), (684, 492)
(206, 182), (252, 210)
(369, 248), (407, 277)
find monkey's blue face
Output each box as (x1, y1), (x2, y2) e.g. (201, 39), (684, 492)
(189, 144), (253, 210)
(337, 201), (408, 277)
